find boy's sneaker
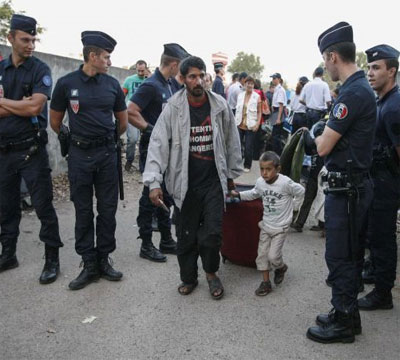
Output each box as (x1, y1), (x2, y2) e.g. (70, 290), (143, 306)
(255, 280), (272, 296)
(274, 264), (288, 285)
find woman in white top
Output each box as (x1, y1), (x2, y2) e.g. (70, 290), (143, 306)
(290, 76), (309, 134)
(235, 76), (262, 172)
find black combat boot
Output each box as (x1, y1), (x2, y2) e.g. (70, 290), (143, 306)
(139, 237), (167, 262)
(316, 308), (362, 335)
(0, 243), (18, 272)
(39, 245), (60, 284)
(68, 260), (100, 290)
(358, 288), (393, 310)
(159, 230), (177, 255)
(307, 309), (356, 344)
(98, 255), (123, 281)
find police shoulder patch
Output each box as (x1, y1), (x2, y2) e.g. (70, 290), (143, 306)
(42, 75), (52, 87)
(333, 103), (348, 120)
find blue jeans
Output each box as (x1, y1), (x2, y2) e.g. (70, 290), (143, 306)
(126, 123), (140, 163)
(238, 128), (256, 169)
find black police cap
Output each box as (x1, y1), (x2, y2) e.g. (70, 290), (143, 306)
(299, 76), (309, 84)
(214, 62), (224, 70)
(365, 44), (400, 63)
(81, 31), (117, 53)
(270, 73), (282, 79)
(10, 14), (37, 36)
(318, 21), (353, 54)
(163, 43), (190, 60)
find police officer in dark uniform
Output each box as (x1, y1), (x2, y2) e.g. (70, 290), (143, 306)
(304, 22), (376, 344)
(0, 14), (63, 284)
(128, 43), (189, 262)
(50, 31), (128, 290)
(211, 62), (225, 98)
(357, 45), (400, 310)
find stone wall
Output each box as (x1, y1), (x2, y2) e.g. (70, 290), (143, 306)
(0, 44), (133, 175)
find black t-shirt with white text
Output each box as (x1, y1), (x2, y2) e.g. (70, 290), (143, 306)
(188, 96), (219, 188)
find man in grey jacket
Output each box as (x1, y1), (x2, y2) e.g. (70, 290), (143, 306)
(143, 56), (242, 299)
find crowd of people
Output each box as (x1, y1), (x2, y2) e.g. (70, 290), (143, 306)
(0, 14), (399, 346)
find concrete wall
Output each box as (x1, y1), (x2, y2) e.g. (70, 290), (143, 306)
(0, 45), (133, 175)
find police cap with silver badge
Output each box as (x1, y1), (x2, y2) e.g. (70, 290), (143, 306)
(81, 31), (117, 53)
(10, 14), (37, 36)
(365, 44), (400, 63)
(318, 21), (353, 54)
(163, 43), (190, 60)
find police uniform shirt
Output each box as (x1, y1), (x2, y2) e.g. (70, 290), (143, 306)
(0, 55), (52, 139)
(130, 68), (180, 126)
(272, 84), (287, 108)
(374, 85), (400, 148)
(212, 75), (225, 99)
(325, 70), (376, 171)
(50, 65), (126, 138)
(299, 77), (331, 110)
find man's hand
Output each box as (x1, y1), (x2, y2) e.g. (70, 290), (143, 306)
(149, 188), (163, 207)
(230, 190), (240, 198)
(303, 129), (317, 156)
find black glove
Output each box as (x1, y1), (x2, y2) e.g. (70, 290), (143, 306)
(334, 137), (349, 151)
(143, 123), (154, 136)
(312, 120), (326, 138)
(303, 129), (317, 156)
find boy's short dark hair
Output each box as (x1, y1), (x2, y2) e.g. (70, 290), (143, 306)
(259, 151), (280, 167)
(384, 58), (399, 76)
(179, 56), (206, 76)
(83, 46), (104, 62)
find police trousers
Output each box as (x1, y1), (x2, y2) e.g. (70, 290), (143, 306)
(174, 181), (224, 284)
(68, 143), (118, 261)
(366, 169), (399, 293)
(324, 178), (373, 313)
(0, 146), (63, 249)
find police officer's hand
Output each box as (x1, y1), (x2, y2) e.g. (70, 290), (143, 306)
(149, 188), (163, 207)
(303, 129), (317, 156)
(312, 120), (326, 138)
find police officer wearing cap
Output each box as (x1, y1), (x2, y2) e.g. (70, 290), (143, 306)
(0, 14), (63, 284)
(212, 62), (225, 98)
(128, 43), (189, 262)
(304, 22), (376, 344)
(50, 31), (128, 290)
(357, 45), (400, 311)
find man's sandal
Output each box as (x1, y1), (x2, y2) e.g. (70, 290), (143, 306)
(178, 280), (198, 295)
(207, 276), (224, 300)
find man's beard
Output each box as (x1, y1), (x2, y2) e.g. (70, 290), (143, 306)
(189, 86), (204, 97)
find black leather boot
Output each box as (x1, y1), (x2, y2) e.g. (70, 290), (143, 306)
(0, 243), (18, 272)
(316, 308), (362, 335)
(307, 309), (356, 343)
(140, 237), (167, 262)
(358, 288), (393, 310)
(159, 231), (177, 255)
(98, 256), (123, 281)
(39, 245), (60, 284)
(68, 260), (100, 290)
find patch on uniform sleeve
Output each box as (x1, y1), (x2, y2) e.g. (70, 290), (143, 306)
(42, 75), (52, 87)
(332, 103), (348, 120)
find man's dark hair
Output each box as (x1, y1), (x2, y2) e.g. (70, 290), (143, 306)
(314, 67), (324, 77)
(215, 68), (223, 75)
(83, 46), (104, 62)
(232, 73), (239, 81)
(239, 72), (248, 81)
(384, 58), (399, 77)
(324, 42), (356, 63)
(160, 54), (180, 67)
(136, 59), (147, 67)
(259, 151), (280, 167)
(179, 56), (206, 76)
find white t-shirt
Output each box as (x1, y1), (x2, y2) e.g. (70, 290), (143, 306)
(240, 174), (304, 230)
(290, 93), (306, 113)
(299, 77), (331, 111)
(272, 84), (287, 108)
(227, 82), (243, 110)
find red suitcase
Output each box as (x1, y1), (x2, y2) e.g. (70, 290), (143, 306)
(221, 184), (263, 267)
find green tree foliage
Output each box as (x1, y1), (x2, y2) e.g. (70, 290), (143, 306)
(0, 0), (45, 44)
(227, 51), (264, 79)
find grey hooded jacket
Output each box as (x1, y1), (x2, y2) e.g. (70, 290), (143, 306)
(143, 88), (243, 209)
